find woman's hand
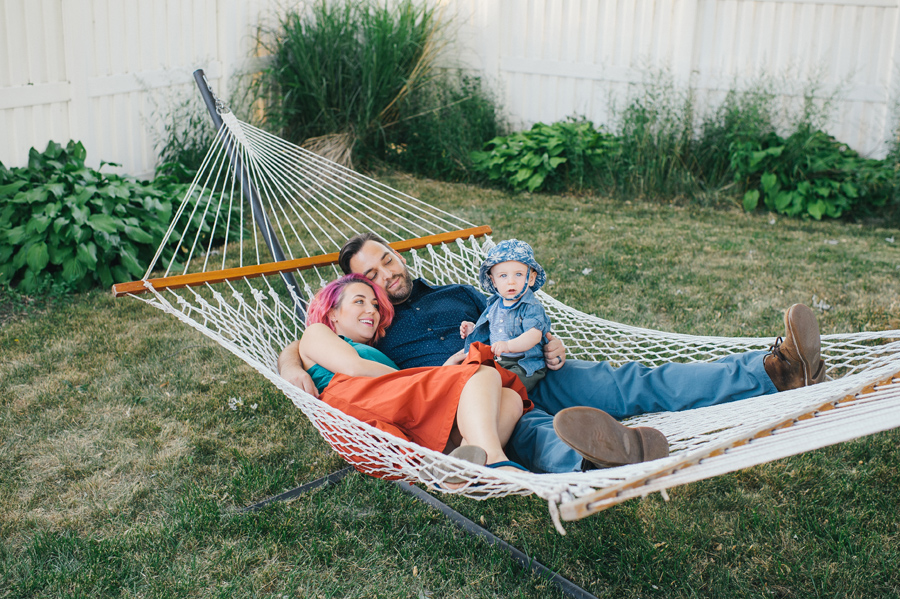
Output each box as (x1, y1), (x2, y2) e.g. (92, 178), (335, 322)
(543, 332), (566, 370)
(442, 349), (466, 366)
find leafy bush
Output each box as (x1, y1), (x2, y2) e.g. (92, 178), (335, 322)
(471, 119), (618, 192)
(381, 74), (505, 182)
(257, 0), (443, 167)
(735, 126), (894, 219)
(0, 141), (231, 293)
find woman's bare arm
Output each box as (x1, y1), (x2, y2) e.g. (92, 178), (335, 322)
(298, 323), (397, 378)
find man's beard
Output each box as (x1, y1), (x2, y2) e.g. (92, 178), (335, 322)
(385, 271), (414, 304)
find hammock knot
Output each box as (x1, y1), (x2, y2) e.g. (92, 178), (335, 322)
(251, 287), (267, 304)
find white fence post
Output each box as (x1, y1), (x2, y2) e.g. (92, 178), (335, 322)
(61, 0), (94, 158)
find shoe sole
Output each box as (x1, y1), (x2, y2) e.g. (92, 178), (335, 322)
(553, 407), (669, 468)
(785, 304), (822, 385)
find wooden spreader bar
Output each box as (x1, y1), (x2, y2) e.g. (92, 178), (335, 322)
(112, 226), (492, 297)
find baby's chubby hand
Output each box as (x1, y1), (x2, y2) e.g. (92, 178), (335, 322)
(491, 340), (510, 358)
(460, 321), (475, 339)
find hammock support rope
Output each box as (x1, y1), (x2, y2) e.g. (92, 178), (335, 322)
(116, 70), (900, 529)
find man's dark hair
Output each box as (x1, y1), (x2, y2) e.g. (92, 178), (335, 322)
(338, 232), (391, 274)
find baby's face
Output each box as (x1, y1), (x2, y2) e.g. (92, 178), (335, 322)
(489, 260), (536, 300)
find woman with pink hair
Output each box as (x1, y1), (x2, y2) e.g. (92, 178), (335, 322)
(290, 274), (531, 477)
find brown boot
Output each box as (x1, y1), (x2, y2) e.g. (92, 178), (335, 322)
(764, 304), (826, 391)
(553, 407), (669, 468)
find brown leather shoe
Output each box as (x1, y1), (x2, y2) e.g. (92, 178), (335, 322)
(553, 407), (669, 468)
(764, 303), (826, 391)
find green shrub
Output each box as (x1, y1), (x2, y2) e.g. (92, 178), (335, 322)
(735, 126), (894, 219)
(381, 74), (505, 181)
(694, 85), (779, 190)
(610, 82), (700, 198)
(0, 141), (231, 293)
(257, 0), (442, 167)
(152, 95), (220, 183)
(471, 119), (618, 192)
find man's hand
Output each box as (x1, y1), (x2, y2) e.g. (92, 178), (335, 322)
(543, 332), (566, 370)
(442, 349), (466, 367)
(491, 340), (510, 358)
(460, 321), (475, 339)
(278, 340), (320, 398)
(283, 368), (320, 398)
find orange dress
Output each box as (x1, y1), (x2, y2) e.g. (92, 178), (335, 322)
(319, 342), (532, 454)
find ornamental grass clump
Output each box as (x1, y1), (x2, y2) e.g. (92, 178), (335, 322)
(257, 0), (443, 168)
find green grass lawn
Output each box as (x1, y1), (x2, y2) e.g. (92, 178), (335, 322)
(1, 177), (899, 598)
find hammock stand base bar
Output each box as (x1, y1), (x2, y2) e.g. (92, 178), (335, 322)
(240, 467), (599, 599)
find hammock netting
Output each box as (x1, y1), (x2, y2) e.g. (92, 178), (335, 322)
(117, 107), (900, 530)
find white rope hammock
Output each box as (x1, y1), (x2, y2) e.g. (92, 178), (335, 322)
(116, 108), (900, 532)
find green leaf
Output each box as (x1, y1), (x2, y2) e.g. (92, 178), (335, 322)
(760, 173), (778, 194)
(26, 215), (51, 235)
(840, 182), (859, 198)
(97, 262), (114, 288)
(62, 256), (88, 283)
(807, 199), (826, 220)
(26, 242), (50, 272)
(525, 172), (546, 192)
(87, 213), (120, 234)
(20, 269), (42, 294)
(0, 261), (15, 284)
(0, 181), (26, 197)
(548, 156), (567, 169)
(742, 190), (760, 211)
(119, 249), (145, 278)
(76, 242), (98, 268)
(6, 225), (28, 246)
(775, 191), (793, 212)
(46, 182), (67, 198)
(48, 243), (73, 266)
(70, 204), (90, 225)
(123, 226), (155, 245)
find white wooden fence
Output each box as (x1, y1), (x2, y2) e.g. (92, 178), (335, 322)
(0, 0), (278, 176)
(2, 0), (899, 176)
(448, 0), (900, 158)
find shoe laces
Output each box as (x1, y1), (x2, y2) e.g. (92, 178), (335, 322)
(768, 336), (787, 361)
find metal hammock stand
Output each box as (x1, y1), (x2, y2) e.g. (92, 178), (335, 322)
(113, 69), (900, 598)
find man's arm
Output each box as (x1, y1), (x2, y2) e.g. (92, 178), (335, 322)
(278, 340), (320, 397)
(543, 332), (566, 370)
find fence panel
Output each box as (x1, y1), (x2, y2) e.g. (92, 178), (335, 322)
(0, 0), (278, 175)
(452, 0), (900, 157)
(2, 0), (898, 173)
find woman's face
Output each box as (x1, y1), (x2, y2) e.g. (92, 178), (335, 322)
(329, 282), (381, 344)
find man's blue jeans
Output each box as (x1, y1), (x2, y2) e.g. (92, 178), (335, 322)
(506, 351), (776, 473)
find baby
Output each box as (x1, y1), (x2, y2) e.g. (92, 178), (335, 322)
(461, 239), (552, 392)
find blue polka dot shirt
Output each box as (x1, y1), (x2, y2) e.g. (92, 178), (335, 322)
(374, 278), (487, 369)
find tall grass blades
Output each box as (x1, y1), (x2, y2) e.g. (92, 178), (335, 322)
(611, 77), (700, 200)
(382, 74), (506, 182)
(257, 0), (444, 167)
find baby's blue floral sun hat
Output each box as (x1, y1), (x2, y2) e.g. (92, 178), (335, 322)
(479, 239), (546, 295)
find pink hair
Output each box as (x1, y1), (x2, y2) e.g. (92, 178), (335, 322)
(305, 274), (394, 344)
